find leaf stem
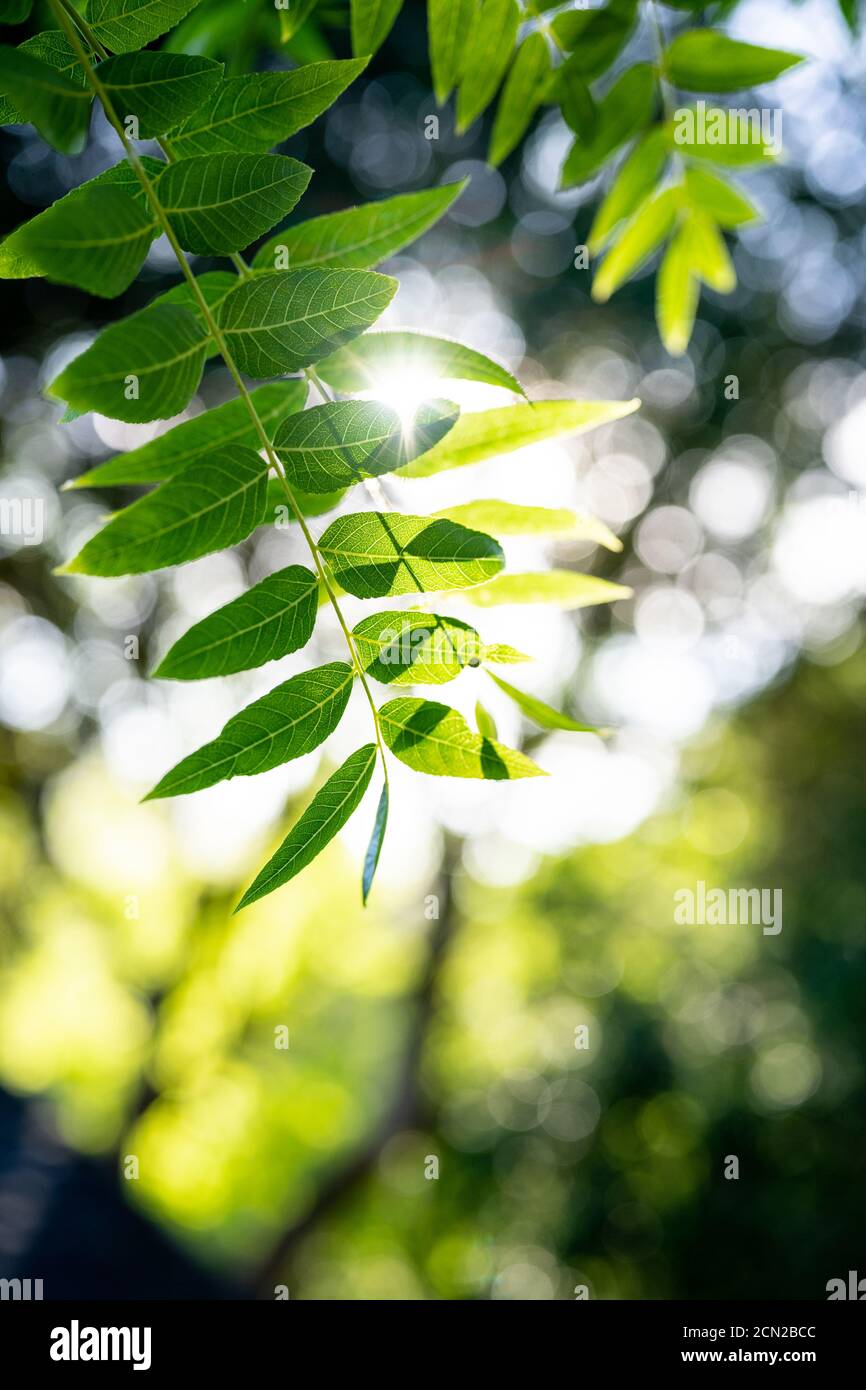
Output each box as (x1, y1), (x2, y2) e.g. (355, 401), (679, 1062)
(48, 0), (390, 792)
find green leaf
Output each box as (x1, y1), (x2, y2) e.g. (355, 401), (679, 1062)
(8, 185), (156, 298)
(0, 32), (83, 126)
(665, 30), (804, 92)
(656, 224), (696, 358)
(362, 780), (388, 905)
(0, 157), (164, 281)
(379, 697), (545, 780)
(352, 609), (484, 685)
(274, 398), (459, 492)
(277, 0), (318, 44)
(156, 153), (312, 255)
(684, 167), (760, 228)
(486, 669), (599, 731)
(350, 0), (402, 56)
(253, 182), (465, 273)
(267, 480), (347, 521)
(67, 382), (306, 489)
(552, 0), (637, 77)
(49, 303), (210, 424)
(318, 511), (504, 598)
(235, 744), (377, 911)
(60, 444), (269, 577)
(475, 700), (498, 741)
(483, 643), (532, 664)
(456, 0), (519, 135)
(149, 268), (237, 351)
(464, 570), (632, 609)
(686, 210), (735, 292)
(154, 565), (318, 680)
(398, 398), (640, 478)
(592, 187), (679, 303)
(0, 1), (34, 24)
(667, 106), (780, 165)
(429, 0), (476, 105)
(85, 0), (204, 53)
(432, 500), (622, 551)
(166, 60), (367, 158)
(95, 51), (223, 139)
(316, 329), (524, 397)
(218, 268), (397, 377)
(588, 127), (669, 253)
(561, 63), (656, 187)
(0, 44), (91, 153)
(489, 31), (552, 166)
(144, 661), (355, 801)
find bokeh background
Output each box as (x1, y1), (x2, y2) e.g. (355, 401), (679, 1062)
(1, 0), (865, 1299)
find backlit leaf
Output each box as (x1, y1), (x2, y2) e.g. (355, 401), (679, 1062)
(592, 188), (679, 303)
(561, 63), (655, 187)
(489, 31), (552, 166)
(465, 570), (633, 608)
(0, 31), (83, 126)
(433, 500), (622, 551)
(0, 157), (163, 280)
(316, 329), (524, 397)
(486, 669), (600, 731)
(352, 609), (484, 685)
(273, 397), (459, 492)
(665, 30), (803, 92)
(456, 0), (519, 134)
(684, 167), (760, 228)
(318, 511), (504, 598)
(429, 0), (475, 105)
(379, 697), (545, 779)
(350, 0), (402, 57)
(398, 398), (640, 478)
(588, 128), (669, 253)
